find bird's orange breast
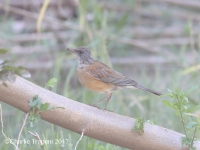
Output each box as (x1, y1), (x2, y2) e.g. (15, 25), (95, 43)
(76, 67), (115, 93)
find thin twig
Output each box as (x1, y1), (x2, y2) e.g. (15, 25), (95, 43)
(16, 113), (29, 149)
(0, 104), (8, 141)
(28, 131), (47, 150)
(0, 104), (19, 150)
(190, 126), (197, 148)
(74, 131), (84, 150)
(176, 96), (188, 138)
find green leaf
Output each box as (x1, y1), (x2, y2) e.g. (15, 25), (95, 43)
(27, 113), (41, 127)
(186, 122), (197, 129)
(29, 99), (38, 107)
(0, 48), (8, 54)
(46, 78), (57, 88)
(181, 137), (196, 149)
(29, 95), (42, 108)
(181, 137), (192, 146)
(162, 100), (172, 107)
(134, 118), (145, 134)
(36, 101), (42, 110)
(34, 113), (41, 122)
(162, 100), (178, 110)
(40, 103), (50, 111)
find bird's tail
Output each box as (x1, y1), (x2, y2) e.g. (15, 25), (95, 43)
(134, 84), (162, 96)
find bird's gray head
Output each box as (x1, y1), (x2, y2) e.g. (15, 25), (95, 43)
(67, 46), (94, 65)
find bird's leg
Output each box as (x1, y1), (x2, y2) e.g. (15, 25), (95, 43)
(93, 92), (112, 109)
(104, 93), (112, 110)
(93, 96), (107, 108)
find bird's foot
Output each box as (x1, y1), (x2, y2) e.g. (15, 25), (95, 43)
(90, 104), (101, 109)
(103, 108), (113, 112)
(90, 104), (113, 112)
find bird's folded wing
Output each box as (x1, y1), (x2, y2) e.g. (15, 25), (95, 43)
(87, 61), (138, 86)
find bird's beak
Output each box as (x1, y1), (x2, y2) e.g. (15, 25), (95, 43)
(67, 48), (77, 53)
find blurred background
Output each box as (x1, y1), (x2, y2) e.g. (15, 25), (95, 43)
(0, 0), (200, 149)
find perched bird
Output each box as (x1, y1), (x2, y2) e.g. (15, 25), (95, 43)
(68, 46), (162, 110)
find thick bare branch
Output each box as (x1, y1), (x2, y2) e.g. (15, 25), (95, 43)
(0, 76), (200, 149)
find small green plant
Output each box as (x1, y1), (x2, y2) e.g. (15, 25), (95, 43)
(28, 95), (57, 127)
(28, 78), (63, 127)
(45, 77), (57, 88)
(17, 78), (64, 149)
(163, 86), (199, 150)
(134, 118), (145, 134)
(134, 118), (154, 134)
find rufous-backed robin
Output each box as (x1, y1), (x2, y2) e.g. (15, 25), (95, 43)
(68, 46), (162, 110)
